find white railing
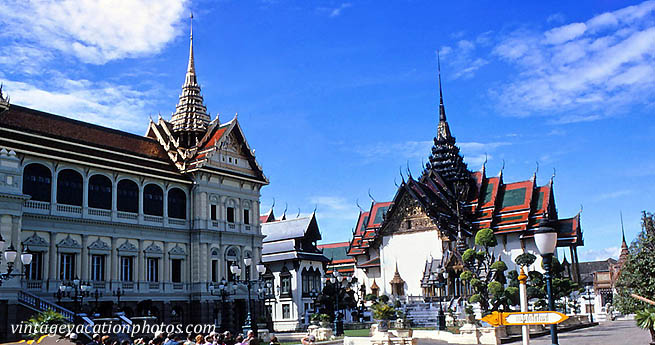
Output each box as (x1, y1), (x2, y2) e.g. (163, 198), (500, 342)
(144, 215), (163, 223)
(169, 218), (186, 226)
(24, 200), (50, 210)
(122, 282), (135, 290)
(88, 208), (111, 217)
(26, 280), (43, 290)
(117, 211), (138, 220)
(245, 225), (251, 231)
(57, 204), (82, 214)
(93, 281), (106, 289)
(228, 223), (236, 230)
(212, 221), (219, 227)
(148, 282), (160, 290)
(173, 283), (184, 290)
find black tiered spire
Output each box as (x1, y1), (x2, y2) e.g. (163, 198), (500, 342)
(425, 54), (471, 194)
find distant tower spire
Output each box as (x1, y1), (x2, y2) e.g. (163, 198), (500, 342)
(436, 51), (452, 141)
(170, 12), (211, 148)
(618, 211), (629, 268)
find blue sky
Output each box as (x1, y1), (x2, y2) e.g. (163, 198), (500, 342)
(1, 0), (653, 262)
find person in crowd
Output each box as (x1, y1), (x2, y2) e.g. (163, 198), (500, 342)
(301, 335), (315, 345)
(152, 337), (164, 345)
(121, 340), (131, 345)
(268, 336), (280, 345)
(234, 335), (243, 345)
(223, 332), (233, 345)
(101, 335), (111, 345)
(195, 335), (205, 345)
(87, 334), (101, 345)
(184, 334), (195, 345)
(242, 331), (254, 345)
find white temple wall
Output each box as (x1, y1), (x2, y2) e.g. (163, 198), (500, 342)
(379, 230), (443, 297)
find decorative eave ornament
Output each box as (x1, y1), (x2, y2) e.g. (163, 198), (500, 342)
(0, 84), (10, 113)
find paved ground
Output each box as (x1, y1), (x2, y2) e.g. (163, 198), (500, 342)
(415, 320), (651, 345)
(512, 320), (650, 345)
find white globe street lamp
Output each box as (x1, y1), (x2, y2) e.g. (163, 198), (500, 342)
(534, 217), (559, 345)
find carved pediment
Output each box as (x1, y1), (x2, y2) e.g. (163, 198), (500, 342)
(168, 244), (186, 256)
(118, 240), (138, 252)
(144, 242), (163, 254)
(57, 235), (81, 249)
(380, 193), (439, 236)
(23, 233), (48, 247)
(88, 238), (111, 251)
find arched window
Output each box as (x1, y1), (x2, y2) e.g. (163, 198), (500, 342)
(23, 163), (52, 202)
(143, 184), (163, 216)
(225, 247), (239, 282)
(57, 169), (82, 206)
(117, 179), (138, 213)
(88, 175), (112, 210)
(167, 188), (186, 219)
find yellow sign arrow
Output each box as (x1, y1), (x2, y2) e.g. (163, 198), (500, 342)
(480, 311), (569, 327)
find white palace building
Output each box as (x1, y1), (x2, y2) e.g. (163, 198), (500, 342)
(0, 25), (270, 339)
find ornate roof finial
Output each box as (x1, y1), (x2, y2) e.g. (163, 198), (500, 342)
(368, 188), (376, 203)
(620, 211), (627, 245)
(0, 83), (10, 113)
(436, 51), (452, 141)
(170, 12), (210, 147)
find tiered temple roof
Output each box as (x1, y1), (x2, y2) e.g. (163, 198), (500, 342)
(347, 64), (583, 261)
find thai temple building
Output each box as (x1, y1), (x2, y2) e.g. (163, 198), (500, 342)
(347, 64), (584, 301)
(0, 19), (268, 339)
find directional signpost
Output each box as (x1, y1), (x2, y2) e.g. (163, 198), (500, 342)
(481, 310), (569, 327)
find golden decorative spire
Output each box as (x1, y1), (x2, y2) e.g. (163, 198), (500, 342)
(170, 12), (211, 148)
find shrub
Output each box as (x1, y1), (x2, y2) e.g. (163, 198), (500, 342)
(365, 294), (378, 302)
(515, 253), (536, 267)
(490, 260), (508, 272)
(475, 228), (497, 248)
(462, 248), (476, 263)
(460, 270), (473, 281)
(469, 294), (481, 304)
(372, 302), (397, 320)
(379, 295), (390, 303)
(488, 281), (504, 297)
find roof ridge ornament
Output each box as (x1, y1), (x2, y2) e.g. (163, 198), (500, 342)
(436, 51), (452, 141)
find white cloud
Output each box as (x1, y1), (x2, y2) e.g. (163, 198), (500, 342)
(0, 0), (188, 65)
(579, 246), (620, 262)
(592, 189), (633, 202)
(329, 3), (352, 17)
(439, 40), (489, 79)
(491, 0), (655, 120)
(352, 139), (510, 169)
(3, 77), (156, 132)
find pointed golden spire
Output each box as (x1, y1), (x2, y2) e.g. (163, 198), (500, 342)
(170, 12), (211, 147)
(187, 13), (195, 75)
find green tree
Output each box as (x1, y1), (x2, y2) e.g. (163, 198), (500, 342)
(24, 310), (69, 340)
(459, 228), (518, 313)
(615, 211), (655, 314)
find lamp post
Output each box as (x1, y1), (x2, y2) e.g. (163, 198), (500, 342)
(92, 288), (103, 316)
(209, 279), (236, 330)
(534, 218), (559, 345)
(584, 285), (594, 323)
(431, 268), (447, 331)
(0, 241), (33, 286)
(113, 287), (124, 312)
(323, 270), (351, 336)
(59, 278), (93, 317)
(231, 258), (266, 336)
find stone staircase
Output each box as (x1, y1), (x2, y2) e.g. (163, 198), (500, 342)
(403, 302), (440, 327)
(17, 290), (76, 322)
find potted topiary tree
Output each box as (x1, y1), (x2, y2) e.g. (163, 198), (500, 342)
(371, 301), (398, 332)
